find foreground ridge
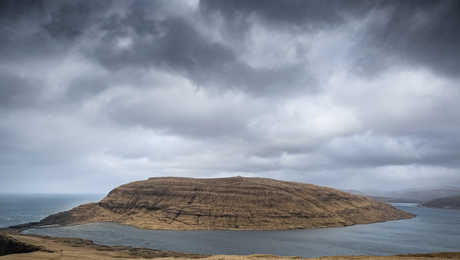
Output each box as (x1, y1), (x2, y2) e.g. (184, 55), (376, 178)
(37, 176), (413, 230)
(2, 233), (460, 260)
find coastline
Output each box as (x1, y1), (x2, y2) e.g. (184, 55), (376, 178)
(1, 195), (455, 259)
(4, 202), (420, 234)
(1, 231), (460, 260)
(0, 206), (432, 259)
(21, 177), (415, 232)
(11, 212), (415, 233)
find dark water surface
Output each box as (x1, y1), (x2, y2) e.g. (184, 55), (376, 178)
(0, 194), (104, 228)
(22, 204), (460, 257)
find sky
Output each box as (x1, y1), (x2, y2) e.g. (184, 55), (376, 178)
(1, 0), (460, 194)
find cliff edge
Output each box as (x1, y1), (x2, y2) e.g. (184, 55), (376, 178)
(38, 176), (414, 230)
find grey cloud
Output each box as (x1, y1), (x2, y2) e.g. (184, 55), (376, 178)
(1, 0), (315, 99)
(355, 0), (460, 77)
(1, 0), (460, 193)
(0, 71), (42, 109)
(65, 74), (110, 101)
(201, 0), (460, 78)
(199, 0), (375, 29)
(0, 0), (101, 70)
(43, 0), (112, 40)
(102, 87), (262, 138)
(89, 15), (234, 75)
(323, 134), (460, 170)
(0, 0), (47, 21)
(85, 8), (314, 96)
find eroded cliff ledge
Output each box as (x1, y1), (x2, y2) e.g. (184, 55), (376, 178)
(38, 177), (414, 230)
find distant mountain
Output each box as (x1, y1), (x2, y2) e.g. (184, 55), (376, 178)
(341, 189), (368, 196)
(369, 196), (422, 204)
(385, 188), (460, 202)
(34, 177), (413, 230)
(423, 195), (460, 209)
(340, 190), (421, 203)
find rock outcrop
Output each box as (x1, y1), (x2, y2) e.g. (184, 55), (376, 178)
(0, 233), (41, 256)
(39, 176), (414, 230)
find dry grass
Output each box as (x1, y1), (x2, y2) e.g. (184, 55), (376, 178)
(1, 234), (459, 260)
(38, 177), (413, 231)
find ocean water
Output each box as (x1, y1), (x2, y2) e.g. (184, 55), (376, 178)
(21, 203), (460, 257)
(0, 194), (104, 228)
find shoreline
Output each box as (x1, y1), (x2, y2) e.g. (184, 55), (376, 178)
(4, 202), (421, 234)
(1, 203), (456, 259)
(14, 212), (415, 233)
(0, 211), (434, 259)
(1, 231), (460, 260)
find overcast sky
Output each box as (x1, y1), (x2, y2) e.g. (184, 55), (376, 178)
(1, 0), (460, 194)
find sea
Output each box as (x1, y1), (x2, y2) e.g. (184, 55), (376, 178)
(1, 194), (460, 257)
(0, 193), (104, 228)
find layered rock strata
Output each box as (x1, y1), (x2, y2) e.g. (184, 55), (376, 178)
(38, 176), (414, 230)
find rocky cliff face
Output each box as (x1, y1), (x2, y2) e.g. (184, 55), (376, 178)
(40, 177), (414, 230)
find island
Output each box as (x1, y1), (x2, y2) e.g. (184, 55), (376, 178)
(5, 176), (458, 260)
(34, 176), (412, 230)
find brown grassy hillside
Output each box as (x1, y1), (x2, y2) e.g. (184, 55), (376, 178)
(38, 176), (413, 230)
(1, 233), (459, 260)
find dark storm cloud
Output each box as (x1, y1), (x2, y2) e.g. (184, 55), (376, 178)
(0, 0), (110, 38)
(200, 0), (375, 28)
(368, 0), (460, 77)
(1, 0), (460, 193)
(82, 3), (314, 96)
(0, 0), (46, 21)
(1, 0), (314, 97)
(201, 0), (460, 78)
(0, 0), (112, 78)
(43, 1), (111, 40)
(332, 0), (460, 77)
(88, 15), (235, 79)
